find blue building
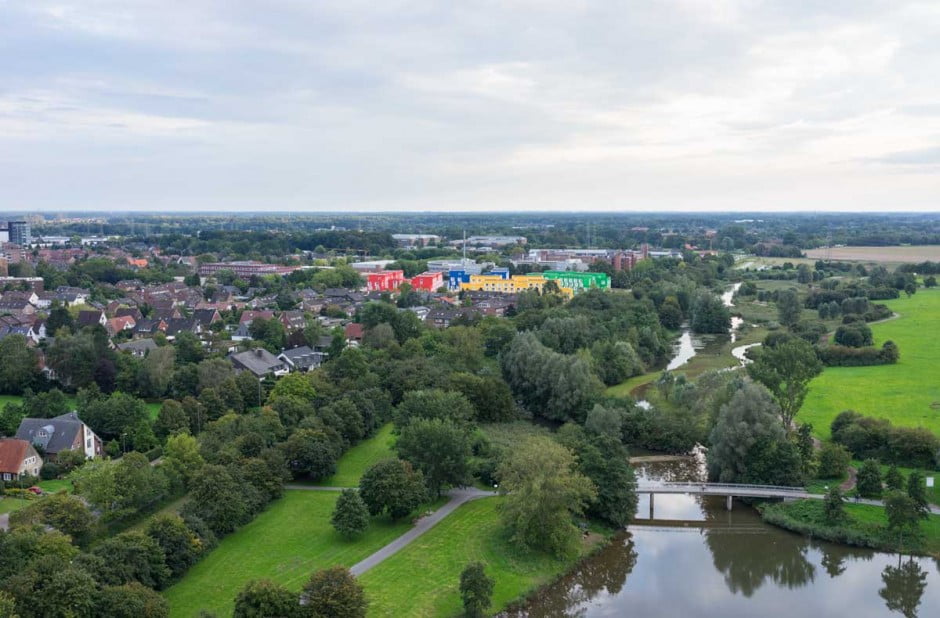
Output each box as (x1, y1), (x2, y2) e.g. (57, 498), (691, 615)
(448, 270), (472, 291)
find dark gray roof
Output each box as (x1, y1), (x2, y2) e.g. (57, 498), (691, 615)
(15, 411), (90, 454)
(278, 346), (324, 370)
(117, 338), (159, 353)
(229, 348), (286, 377)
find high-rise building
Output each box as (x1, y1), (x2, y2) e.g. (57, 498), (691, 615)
(7, 221), (30, 246)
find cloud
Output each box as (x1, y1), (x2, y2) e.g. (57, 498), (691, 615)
(0, 0), (938, 211)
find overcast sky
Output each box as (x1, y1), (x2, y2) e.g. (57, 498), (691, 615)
(1, 0), (939, 213)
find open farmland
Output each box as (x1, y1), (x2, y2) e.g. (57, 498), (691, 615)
(804, 245), (940, 263)
(799, 288), (940, 439)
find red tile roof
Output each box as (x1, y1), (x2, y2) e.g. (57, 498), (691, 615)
(0, 438), (29, 474)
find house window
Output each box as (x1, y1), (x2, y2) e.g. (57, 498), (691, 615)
(87, 438), (92, 448)
(37, 430), (47, 438)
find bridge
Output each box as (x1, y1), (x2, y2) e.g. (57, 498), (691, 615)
(636, 482), (816, 516)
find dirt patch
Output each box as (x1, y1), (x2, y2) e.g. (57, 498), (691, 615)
(804, 246), (940, 263)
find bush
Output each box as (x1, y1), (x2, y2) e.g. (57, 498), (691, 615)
(834, 323), (873, 347)
(40, 462), (61, 480)
(831, 411), (939, 468)
(816, 341), (899, 367)
(856, 459), (883, 498)
(817, 443), (851, 479)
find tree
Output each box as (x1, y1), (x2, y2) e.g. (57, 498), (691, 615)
(233, 579), (299, 618)
(138, 346), (175, 398)
(162, 432), (205, 489)
(776, 289), (802, 328)
(87, 532), (171, 589)
(396, 418), (471, 496)
(707, 383), (787, 483)
(96, 582), (170, 618)
(182, 464), (249, 536)
(501, 333), (602, 423)
(906, 470), (930, 519)
(8, 493), (93, 540)
(154, 400), (190, 440)
(856, 459), (883, 498)
(331, 489), (370, 538)
(144, 514), (203, 579)
(393, 389), (474, 426)
(300, 567), (366, 618)
(690, 291), (730, 334)
(459, 562), (494, 618)
(80, 391), (150, 444)
(747, 339), (822, 431)
(358, 459), (427, 520)
(823, 485), (846, 524)
(281, 428), (340, 480)
(3, 557), (97, 618)
(817, 443), (851, 479)
(884, 491), (922, 550)
(0, 335), (40, 395)
(885, 465), (904, 492)
(497, 436), (596, 557)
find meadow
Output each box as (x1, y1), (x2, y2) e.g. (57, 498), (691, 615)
(312, 423), (397, 487)
(804, 245), (940, 263)
(799, 288), (940, 439)
(359, 497), (601, 617)
(162, 490), (412, 617)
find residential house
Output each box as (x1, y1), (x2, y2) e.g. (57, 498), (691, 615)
(77, 309), (107, 328)
(344, 322), (364, 345)
(133, 318), (167, 338)
(0, 299), (36, 318)
(193, 308), (222, 330)
(105, 315), (136, 337)
(278, 310), (306, 332)
(0, 439), (43, 481)
(278, 346), (324, 373)
(426, 307), (481, 328)
(164, 318), (200, 340)
(229, 348), (288, 378)
(239, 310), (275, 326)
(15, 412), (102, 459)
(117, 338), (159, 357)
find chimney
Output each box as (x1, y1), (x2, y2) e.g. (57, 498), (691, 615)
(255, 348), (263, 357)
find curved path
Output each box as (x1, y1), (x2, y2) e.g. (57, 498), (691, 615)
(286, 484), (497, 576)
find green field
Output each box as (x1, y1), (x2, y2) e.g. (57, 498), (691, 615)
(314, 423), (397, 487)
(799, 289), (940, 439)
(360, 497), (597, 617)
(163, 490), (411, 617)
(0, 497), (30, 514)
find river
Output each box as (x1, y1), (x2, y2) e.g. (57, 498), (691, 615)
(666, 283), (747, 373)
(506, 459), (940, 617)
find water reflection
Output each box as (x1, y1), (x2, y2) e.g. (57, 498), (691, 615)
(880, 558), (928, 618)
(509, 459), (940, 617)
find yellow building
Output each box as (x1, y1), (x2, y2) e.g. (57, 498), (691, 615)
(459, 274), (573, 296)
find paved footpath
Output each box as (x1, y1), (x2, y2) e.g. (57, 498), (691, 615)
(0, 513), (8, 531)
(286, 484), (497, 576)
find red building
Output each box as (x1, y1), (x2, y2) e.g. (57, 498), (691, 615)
(409, 271), (443, 292)
(366, 270), (405, 292)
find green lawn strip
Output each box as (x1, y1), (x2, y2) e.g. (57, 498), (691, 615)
(0, 497), (31, 514)
(359, 497), (606, 617)
(125, 495), (190, 533)
(37, 479), (74, 494)
(306, 423), (397, 487)
(163, 490), (412, 617)
(145, 401), (162, 420)
(799, 289), (940, 439)
(0, 394), (160, 419)
(761, 499), (940, 557)
(805, 475), (847, 495)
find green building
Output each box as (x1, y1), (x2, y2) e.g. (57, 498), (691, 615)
(542, 271), (610, 292)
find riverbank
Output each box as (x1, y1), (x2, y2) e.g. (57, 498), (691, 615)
(760, 499), (940, 558)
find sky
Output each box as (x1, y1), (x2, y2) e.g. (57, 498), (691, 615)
(1, 0), (939, 213)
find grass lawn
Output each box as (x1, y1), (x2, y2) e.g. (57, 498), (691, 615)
(799, 289), (940, 439)
(163, 490), (412, 617)
(37, 479), (73, 494)
(0, 497), (30, 514)
(126, 495), (190, 533)
(312, 423), (397, 487)
(360, 497), (604, 617)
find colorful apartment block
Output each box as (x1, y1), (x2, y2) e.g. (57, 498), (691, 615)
(366, 270), (406, 292)
(542, 271), (610, 292)
(409, 271), (444, 292)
